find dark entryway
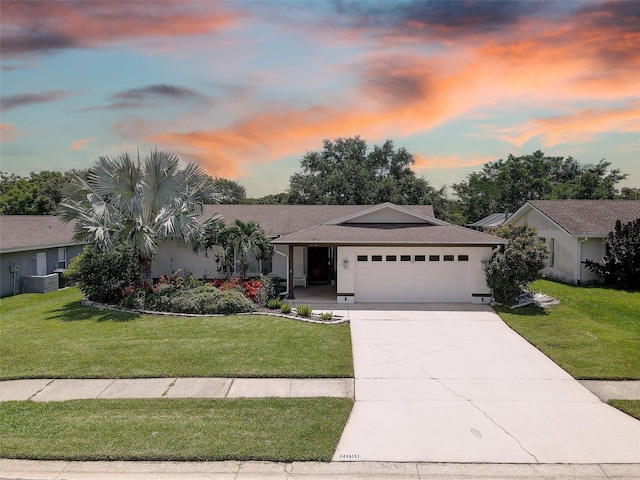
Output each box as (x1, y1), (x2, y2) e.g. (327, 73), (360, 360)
(308, 247), (335, 284)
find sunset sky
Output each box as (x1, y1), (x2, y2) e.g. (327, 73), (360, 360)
(1, 0), (638, 197)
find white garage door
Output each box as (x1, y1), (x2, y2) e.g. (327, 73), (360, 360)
(354, 249), (471, 302)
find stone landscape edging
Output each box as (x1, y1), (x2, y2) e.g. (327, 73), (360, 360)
(81, 299), (349, 325)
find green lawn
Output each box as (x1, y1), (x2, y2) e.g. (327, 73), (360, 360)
(609, 400), (640, 422)
(497, 279), (640, 380)
(0, 288), (353, 379)
(0, 398), (353, 461)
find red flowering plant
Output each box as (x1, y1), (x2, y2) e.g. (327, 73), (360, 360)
(210, 277), (264, 303)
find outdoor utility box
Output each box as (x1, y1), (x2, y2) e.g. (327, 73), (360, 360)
(22, 274), (59, 294)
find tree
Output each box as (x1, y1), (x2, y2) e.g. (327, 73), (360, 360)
(202, 219), (273, 279)
(287, 137), (444, 207)
(485, 224), (549, 304)
(1, 170), (73, 214)
(452, 152), (628, 223)
(584, 218), (640, 289)
(58, 150), (222, 283)
(212, 177), (246, 204)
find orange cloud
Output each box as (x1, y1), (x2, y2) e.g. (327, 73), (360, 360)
(413, 154), (494, 171)
(131, 5), (639, 180)
(1, 2), (240, 57)
(500, 103), (640, 147)
(0, 124), (25, 142)
(69, 138), (94, 151)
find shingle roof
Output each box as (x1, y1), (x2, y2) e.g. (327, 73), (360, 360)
(272, 224), (505, 246)
(0, 205), (443, 252)
(527, 200), (640, 235)
(0, 216), (80, 252)
(467, 213), (510, 228)
(203, 204), (435, 237)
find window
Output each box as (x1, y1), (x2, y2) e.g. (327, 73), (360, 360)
(549, 238), (555, 267)
(415, 255), (426, 262)
(429, 255), (440, 262)
(400, 255), (411, 262)
(357, 255), (368, 261)
(386, 255), (397, 261)
(444, 255), (455, 262)
(57, 248), (67, 269)
(458, 255), (469, 262)
(234, 247), (271, 276)
(372, 255), (383, 262)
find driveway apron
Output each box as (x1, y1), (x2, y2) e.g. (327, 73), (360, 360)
(333, 305), (640, 463)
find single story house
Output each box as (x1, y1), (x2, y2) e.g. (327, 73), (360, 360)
(0, 215), (85, 297)
(154, 203), (505, 304)
(506, 200), (640, 285)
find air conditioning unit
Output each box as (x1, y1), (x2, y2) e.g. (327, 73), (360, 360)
(9, 264), (20, 272)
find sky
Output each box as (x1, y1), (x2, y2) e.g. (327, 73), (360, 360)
(1, 0), (638, 198)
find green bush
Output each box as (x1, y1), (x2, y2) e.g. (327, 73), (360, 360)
(280, 302), (292, 314)
(64, 244), (140, 303)
(296, 304), (312, 317)
(266, 298), (282, 309)
(486, 224), (548, 304)
(120, 284), (255, 315)
(320, 312), (333, 321)
(261, 275), (285, 300)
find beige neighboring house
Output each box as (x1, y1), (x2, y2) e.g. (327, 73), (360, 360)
(506, 200), (640, 285)
(153, 203), (505, 304)
(0, 216), (85, 297)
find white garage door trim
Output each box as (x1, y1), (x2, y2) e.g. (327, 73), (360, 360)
(354, 248), (472, 302)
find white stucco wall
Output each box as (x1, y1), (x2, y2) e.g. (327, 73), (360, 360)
(152, 241), (220, 279)
(509, 210), (605, 284)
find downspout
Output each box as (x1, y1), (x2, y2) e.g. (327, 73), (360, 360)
(274, 249), (289, 297)
(577, 237), (588, 285)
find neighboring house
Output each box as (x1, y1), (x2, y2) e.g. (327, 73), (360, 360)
(467, 213), (510, 232)
(0, 216), (86, 297)
(153, 203), (505, 304)
(506, 200), (640, 285)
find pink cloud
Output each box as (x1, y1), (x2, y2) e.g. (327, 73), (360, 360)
(69, 138), (94, 151)
(0, 124), (25, 142)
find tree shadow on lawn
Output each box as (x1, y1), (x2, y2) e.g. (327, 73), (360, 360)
(46, 301), (139, 323)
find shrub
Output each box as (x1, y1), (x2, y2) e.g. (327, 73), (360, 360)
(585, 218), (640, 289)
(261, 275), (285, 300)
(280, 302), (292, 314)
(266, 298), (282, 309)
(210, 289), (255, 314)
(486, 224), (548, 305)
(65, 244), (140, 303)
(296, 304), (312, 317)
(320, 312), (333, 321)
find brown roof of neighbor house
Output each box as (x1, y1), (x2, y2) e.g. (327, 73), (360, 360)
(0, 216), (80, 253)
(272, 224), (506, 246)
(526, 200), (640, 236)
(203, 204), (436, 237)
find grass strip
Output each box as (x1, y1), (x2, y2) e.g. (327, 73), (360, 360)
(0, 398), (353, 461)
(0, 288), (353, 379)
(497, 280), (640, 380)
(608, 400), (640, 421)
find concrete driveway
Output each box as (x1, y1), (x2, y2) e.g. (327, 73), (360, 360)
(332, 304), (640, 463)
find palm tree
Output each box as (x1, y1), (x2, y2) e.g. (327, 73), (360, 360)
(58, 150), (221, 283)
(210, 220), (273, 279)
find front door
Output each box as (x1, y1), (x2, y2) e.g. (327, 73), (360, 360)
(308, 247), (329, 284)
(36, 252), (47, 276)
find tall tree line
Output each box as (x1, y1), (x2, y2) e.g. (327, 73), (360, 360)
(2, 139), (637, 223)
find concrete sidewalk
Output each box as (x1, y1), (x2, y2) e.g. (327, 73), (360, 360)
(0, 377), (354, 401)
(2, 459), (639, 480)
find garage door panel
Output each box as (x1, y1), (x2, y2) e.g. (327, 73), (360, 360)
(355, 250), (471, 302)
